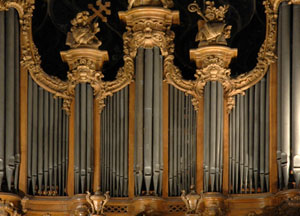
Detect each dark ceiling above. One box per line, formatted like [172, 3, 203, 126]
[32, 0, 266, 81]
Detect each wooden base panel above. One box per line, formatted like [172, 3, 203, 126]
[1, 190, 300, 215]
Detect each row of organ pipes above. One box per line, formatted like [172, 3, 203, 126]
[277, 2, 300, 188]
[27, 77, 69, 195]
[101, 87, 129, 197]
[204, 82, 224, 192]
[2, 2, 300, 199]
[229, 75, 270, 193]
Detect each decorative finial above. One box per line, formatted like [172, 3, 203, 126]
[66, 1, 111, 49]
[181, 185, 202, 215]
[86, 188, 110, 216]
[188, 1, 232, 47]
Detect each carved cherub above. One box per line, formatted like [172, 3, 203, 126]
[128, 0, 174, 9]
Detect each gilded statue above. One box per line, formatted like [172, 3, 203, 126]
[128, 0, 174, 9]
[181, 185, 202, 215]
[188, 1, 232, 47]
[66, 11, 102, 49]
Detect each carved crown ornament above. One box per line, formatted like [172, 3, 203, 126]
[0, 0, 294, 113]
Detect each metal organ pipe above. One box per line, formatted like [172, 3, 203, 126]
[279, 3, 291, 189]
[229, 75, 269, 194]
[203, 82, 223, 192]
[0, 9, 20, 192]
[292, 4, 300, 187]
[168, 85, 197, 196]
[26, 76, 69, 195]
[277, 3, 300, 189]
[100, 87, 129, 197]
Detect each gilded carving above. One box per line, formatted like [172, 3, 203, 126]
[247, 193, 300, 216]
[127, 0, 174, 9]
[66, 11, 102, 49]
[181, 185, 202, 215]
[289, 0, 300, 4]
[188, 1, 232, 47]
[0, 199, 22, 216]
[86, 190, 110, 216]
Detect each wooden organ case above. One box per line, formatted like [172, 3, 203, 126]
[0, 0, 300, 215]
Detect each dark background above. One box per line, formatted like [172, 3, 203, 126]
[32, 0, 266, 81]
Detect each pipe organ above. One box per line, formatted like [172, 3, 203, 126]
[1, 0, 300, 215]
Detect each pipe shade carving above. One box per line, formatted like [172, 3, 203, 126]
[0, 8, 20, 193]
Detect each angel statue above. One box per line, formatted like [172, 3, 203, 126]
[181, 185, 202, 215]
[86, 189, 110, 216]
[128, 0, 174, 9]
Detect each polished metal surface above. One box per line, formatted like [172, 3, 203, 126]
[292, 4, 300, 187]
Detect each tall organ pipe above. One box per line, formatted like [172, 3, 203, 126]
[74, 83, 93, 194]
[0, 9, 20, 192]
[292, 4, 300, 187]
[203, 82, 223, 192]
[279, 3, 291, 189]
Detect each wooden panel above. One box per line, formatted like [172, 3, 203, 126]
[162, 82, 169, 198]
[223, 99, 229, 195]
[128, 82, 135, 198]
[269, 63, 278, 193]
[19, 65, 28, 193]
[196, 97, 204, 194]
[67, 100, 75, 196]
[93, 99, 101, 191]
